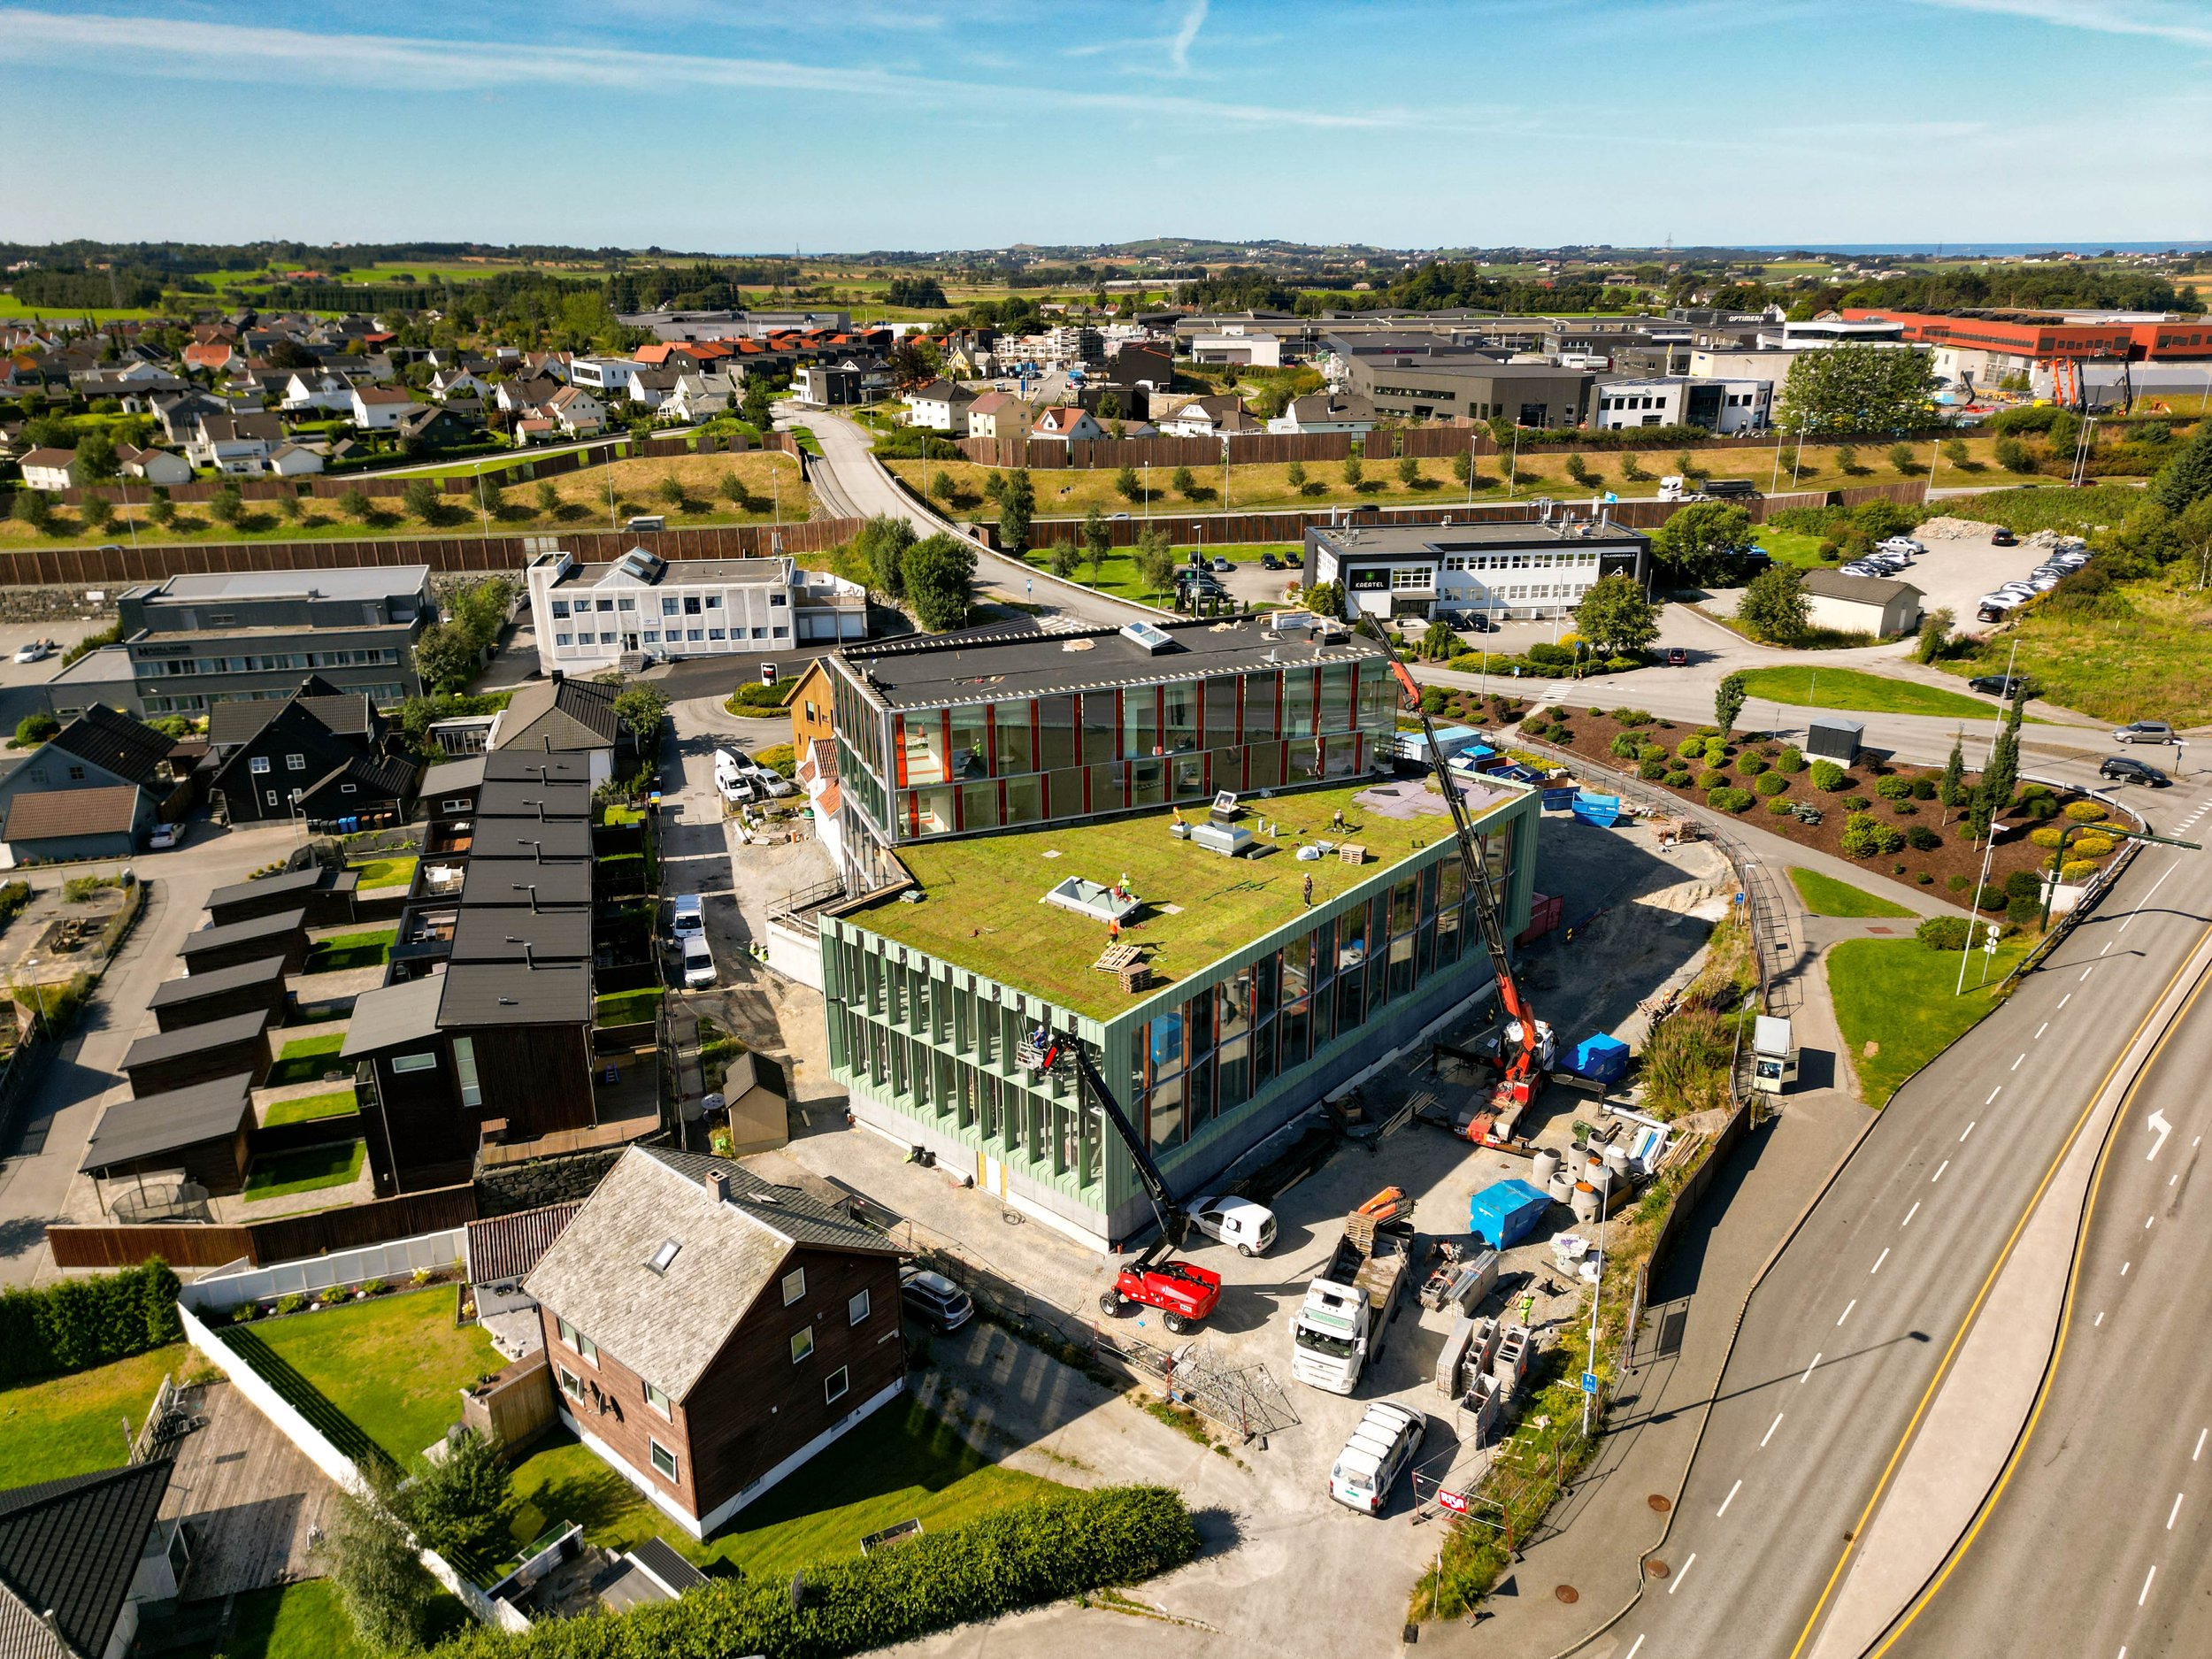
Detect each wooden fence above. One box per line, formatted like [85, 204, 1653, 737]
[47, 1180, 480, 1270]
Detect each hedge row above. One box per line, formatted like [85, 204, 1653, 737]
[428, 1484, 1198, 1659]
[0, 1260, 182, 1386]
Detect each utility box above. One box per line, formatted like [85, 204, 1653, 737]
[1752, 1014, 1798, 1095]
[1806, 717, 1863, 765]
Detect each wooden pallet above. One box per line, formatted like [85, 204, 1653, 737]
[1093, 942, 1141, 972]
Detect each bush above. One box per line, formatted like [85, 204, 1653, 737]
[0, 880, 27, 930]
[1916, 916, 1970, 951]
[0, 1261, 182, 1386]
[1734, 752, 1767, 777]
[1636, 744, 1666, 764]
[1665, 770, 1694, 787]
[1707, 787, 1755, 813]
[2060, 860, 2100, 883]
[13, 713, 58, 748]
[1810, 759, 1848, 791]
[2028, 826, 2066, 849]
[1976, 882, 2007, 910]
[2003, 869, 2043, 902]
[2063, 800, 2108, 822]
[1875, 775, 1913, 801]
[1910, 776, 1937, 801]
[1906, 826, 1942, 850]
[2073, 833, 2116, 857]
[1839, 811, 1905, 857]
[1614, 708, 1655, 727]
[1638, 759, 1667, 780]
[2007, 894, 2044, 926]
[1839, 795, 1870, 812]
[1609, 733, 1642, 760]
[1605, 656, 1641, 673]
[731, 680, 789, 710]
[426, 1485, 1197, 1659]
[1773, 745, 1805, 774]
[1768, 797, 1797, 815]
[1525, 641, 1574, 666]
[1947, 873, 1972, 891]
[1696, 768, 1728, 789]
[1677, 734, 1709, 760]
[1755, 772, 1790, 796]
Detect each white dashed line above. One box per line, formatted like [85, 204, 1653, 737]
[2194, 1428, 2207, 1462]
[1871, 1248, 1890, 1274]
[1837, 1300, 1857, 1326]
[1932, 1160, 1950, 1183]
[1901, 1202, 1920, 1227]
[2059, 994, 2071, 1009]
[2013, 1052, 2026, 1068]
[1762, 1411, 1785, 1448]
[2147, 1215, 2156, 1230]
[2035, 1021, 2048, 1039]
[2123, 1262, 2131, 1276]
[2101, 941, 2115, 956]
[2097, 1310, 2107, 1326]
[1717, 1479, 1743, 1517]
[1961, 1121, 1977, 1142]
[2082, 966, 2095, 982]
[1624, 1637, 1645, 1659]
[1669, 1553, 1697, 1594]
[2139, 1563, 2156, 1606]
[2169, 1493, 2184, 1530]
[1986, 1087, 2002, 1105]
[1801, 1352, 1822, 1385]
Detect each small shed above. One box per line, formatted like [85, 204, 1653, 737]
[204, 866, 357, 930]
[0, 783, 150, 867]
[120, 1007, 273, 1095]
[1806, 717, 1864, 766]
[180, 909, 309, 976]
[1799, 569, 1924, 640]
[718, 1051, 790, 1157]
[80, 1074, 257, 1195]
[149, 955, 291, 1033]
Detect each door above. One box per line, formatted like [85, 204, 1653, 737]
[982, 1154, 1004, 1196]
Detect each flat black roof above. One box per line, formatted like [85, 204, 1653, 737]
[121, 1007, 273, 1067]
[460, 861, 592, 909]
[81, 1075, 255, 1173]
[181, 909, 306, 955]
[147, 955, 287, 1007]
[204, 867, 346, 911]
[467, 820, 594, 862]
[1310, 519, 1649, 557]
[449, 908, 594, 964]
[836, 615, 1391, 710]
[481, 750, 597, 785]
[437, 962, 593, 1027]
[475, 780, 592, 820]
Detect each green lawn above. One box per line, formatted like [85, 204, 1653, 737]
[593, 987, 664, 1027]
[1943, 578, 2212, 726]
[498, 1399, 1060, 1582]
[1827, 934, 2033, 1106]
[1735, 667, 2000, 721]
[262, 1089, 358, 1126]
[1788, 868, 1916, 918]
[221, 1289, 498, 1471]
[1752, 529, 1830, 570]
[347, 856, 417, 891]
[303, 928, 397, 974]
[244, 1141, 365, 1202]
[170, 1575, 469, 1659]
[265, 1033, 349, 1088]
[0, 1346, 186, 1488]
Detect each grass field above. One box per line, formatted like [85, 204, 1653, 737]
[1735, 666, 2001, 720]
[1827, 933, 2032, 1106]
[1788, 868, 1915, 918]
[244, 1140, 365, 1202]
[303, 928, 397, 975]
[347, 856, 417, 891]
[1010, 541, 1301, 605]
[262, 1089, 358, 1126]
[1946, 580, 2212, 726]
[592, 987, 664, 1026]
[1751, 529, 1832, 569]
[265, 1033, 348, 1089]
[497, 1399, 1062, 1581]
[221, 1289, 499, 1470]
[0, 1346, 186, 1488]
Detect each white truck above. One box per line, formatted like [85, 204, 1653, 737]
[1291, 1213, 1413, 1394]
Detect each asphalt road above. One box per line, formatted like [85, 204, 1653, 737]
[1583, 801, 2212, 1659]
[1879, 944, 2212, 1659]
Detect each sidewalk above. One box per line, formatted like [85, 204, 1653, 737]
[1432, 890, 1877, 1658]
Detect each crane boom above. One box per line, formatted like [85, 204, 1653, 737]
[1028, 1029, 1189, 1260]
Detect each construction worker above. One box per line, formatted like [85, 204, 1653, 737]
[1108, 916, 1122, 945]
[1518, 1288, 1538, 1328]
[1302, 872, 1314, 907]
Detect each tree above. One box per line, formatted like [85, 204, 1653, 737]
[887, 335, 941, 389]
[1572, 572, 1658, 657]
[856, 514, 915, 598]
[740, 375, 774, 432]
[339, 486, 374, 522]
[996, 468, 1035, 556]
[450, 576, 514, 653]
[1738, 566, 1810, 645]
[656, 473, 687, 511]
[1285, 460, 1307, 492]
[1115, 465, 1141, 502]
[13, 490, 52, 534]
[401, 478, 441, 523]
[1651, 500, 1753, 587]
[902, 532, 977, 631]
[927, 471, 956, 503]
[717, 472, 753, 511]
[146, 491, 175, 528]
[73, 429, 118, 481]
[1565, 454, 1596, 488]
[209, 482, 244, 526]
[1342, 456, 1363, 489]
[1396, 455, 1421, 488]
[1714, 670, 1748, 737]
[81, 491, 113, 534]
[277, 488, 303, 522]
[1914, 606, 1954, 664]
[1417, 619, 1459, 661]
[1886, 442, 1919, 475]
[1994, 435, 2037, 474]
[1171, 464, 1197, 497]
[14, 713, 58, 747]
[1450, 449, 1473, 485]
[1776, 341, 1939, 435]
[1943, 436, 1970, 469]
[1970, 691, 2025, 841]
[1133, 527, 1176, 597]
[1304, 579, 1346, 620]
[316, 1486, 442, 1655]
[1939, 733, 1967, 821]
[613, 680, 672, 751]
[1081, 504, 1111, 572]
[404, 1431, 512, 1563]
[1049, 541, 1079, 579]
[412, 621, 479, 692]
[1833, 444, 1862, 475]
[2150, 430, 2212, 513]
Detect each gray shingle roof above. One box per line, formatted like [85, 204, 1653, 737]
[341, 974, 443, 1058]
[459, 862, 592, 910]
[481, 751, 597, 785]
[181, 909, 305, 957]
[1, 785, 142, 844]
[492, 678, 621, 753]
[120, 1008, 272, 1071]
[1799, 568, 1924, 606]
[421, 756, 486, 801]
[523, 1146, 899, 1403]
[147, 955, 287, 1009]
[449, 909, 592, 964]
[204, 866, 344, 912]
[81, 1075, 256, 1173]
[0, 1461, 173, 1659]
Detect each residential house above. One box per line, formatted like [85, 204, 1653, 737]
[265, 442, 327, 478]
[792, 363, 861, 407]
[964, 390, 1028, 441]
[524, 545, 865, 677]
[784, 658, 834, 764]
[0, 1459, 186, 1659]
[0, 703, 191, 865]
[204, 677, 407, 826]
[278, 366, 357, 414]
[524, 1145, 908, 1538]
[150, 390, 227, 446]
[1029, 404, 1103, 443]
[495, 377, 560, 418]
[1267, 391, 1379, 436]
[1798, 570, 1924, 639]
[16, 448, 81, 491]
[349, 385, 425, 431]
[1154, 394, 1259, 439]
[429, 368, 491, 402]
[114, 443, 194, 486]
[546, 386, 607, 436]
[487, 672, 626, 787]
[183, 340, 234, 373]
[396, 407, 477, 450]
[0, 785, 151, 867]
[902, 379, 974, 434]
[1187, 328, 1284, 367]
[660, 372, 731, 423]
[624, 366, 683, 411]
[81, 1075, 257, 1198]
[568, 357, 640, 399]
[188, 413, 286, 474]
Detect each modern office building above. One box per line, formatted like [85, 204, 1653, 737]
[1339, 356, 1594, 428]
[1302, 516, 1652, 625]
[45, 567, 432, 720]
[524, 547, 866, 676]
[1591, 376, 1770, 434]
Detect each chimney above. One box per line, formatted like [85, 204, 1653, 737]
[703, 1165, 731, 1202]
[523, 942, 535, 971]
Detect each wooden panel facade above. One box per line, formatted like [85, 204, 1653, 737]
[468, 1024, 595, 1141]
[150, 973, 290, 1034]
[45, 1183, 477, 1269]
[122, 1025, 273, 1097]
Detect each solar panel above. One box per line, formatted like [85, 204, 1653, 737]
[1118, 620, 1176, 655]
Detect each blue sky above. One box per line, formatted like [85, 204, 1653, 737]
[3, 1, 2208, 251]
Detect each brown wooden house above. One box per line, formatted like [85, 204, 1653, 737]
[119, 1010, 273, 1096]
[80, 1074, 257, 1196]
[523, 1147, 908, 1538]
[148, 956, 291, 1033]
[204, 865, 358, 931]
[178, 910, 308, 976]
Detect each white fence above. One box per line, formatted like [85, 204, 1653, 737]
[180, 1227, 466, 1312]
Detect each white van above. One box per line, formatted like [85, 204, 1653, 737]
[1329, 1402, 1425, 1514]
[681, 934, 716, 988]
[1184, 1195, 1278, 1257]
[672, 893, 704, 940]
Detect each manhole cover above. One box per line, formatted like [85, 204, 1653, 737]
[1555, 1585, 1579, 1604]
[1647, 1494, 1673, 1513]
[1646, 1558, 1671, 1578]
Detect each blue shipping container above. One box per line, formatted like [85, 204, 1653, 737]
[1567, 1033, 1631, 1083]
[1468, 1179, 1553, 1250]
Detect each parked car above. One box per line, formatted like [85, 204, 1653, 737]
[899, 1267, 975, 1333]
[1969, 674, 2036, 698]
[718, 772, 757, 804]
[1259, 552, 1283, 571]
[2101, 756, 2170, 787]
[2112, 721, 2175, 745]
[1183, 1195, 1278, 1256]
[1329, 1402, 1425, 1515]
[680, 933, 716, 988]
[1208, 557, 1233, 573]
[671, 893, 704, 940]
[1875, 536, 1923, 559]
[147, 822, 181, 850]
[1989, 527, 2018, 546]
[1463, 611, 1494, 633]
[12, 640, 52, 664]
[1666, 647, 1688, 667]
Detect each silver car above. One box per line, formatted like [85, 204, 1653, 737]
[2112, 721, 2175, 745]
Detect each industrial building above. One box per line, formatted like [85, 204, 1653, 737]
[1302, 516, 1651, 625]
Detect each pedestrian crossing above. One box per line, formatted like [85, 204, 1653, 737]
[2170, 795, 2212, 835]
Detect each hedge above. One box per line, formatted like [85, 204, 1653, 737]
[0, 1260, 182, 1386]
[427, 1485, 1197, 1659]
[1916, 916, 1970, 951]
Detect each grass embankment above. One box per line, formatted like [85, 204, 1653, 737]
[244, 1141, 365, 1202]
[1945, 579, 2212, 726]
[221, 1289, 499, 1471]
[1788, 868, 1916, 918]
[0, 1345, 187, 1487]
[1827, 933, 2033, 1106]
[262, 1089, 357, 1126]
[1735, 666, 2002, 721]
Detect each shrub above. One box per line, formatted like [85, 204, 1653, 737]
[1906, 826, 1942, 850]
[276, 1294, 304, 1316]
[1768, 797, 1796, 815]
[1976, 882, 2007, 910]
[2064, 800, 2108, 822]
[1665, 770, 1693, 788]
[1755, 772, 1790, 796]
[1696, 769, 1728, 789]
[1677, 735, 1709, 760]
[1702, 739, 1728, 764]
[405, 1431, 513, 1563]
[1774, 745, 1805, 774]
[2007, 893, 2044, 926]
[2028, 826, 2066, 849]
[1636, 744, 1666, 764]
[2003, 869, 2043, 902]
[1875, 775, 1913, 801]
[1916, 916, 1970, 951]
[2072, 833, 2115, 857]
[1526, 641, 1574, 666]
[1606, 657, 1641, 673]
[1707, 787, 1755, 812]
[1609, 733, 1642, 760]
[2060, 860, 2100, 883]
[1910, 777, 1937, 800]
[1614, 708, 1655, 727]
[1733, 752, 1767, 777]
[1810, 759, 1848, 791]
[1839, 811, 1905, 857]
[1840, 795, 1870, 812]
[1638, 759, 1666, 780]
[0, 1261, 183, 1386]
[2022, 794, 2059, 821]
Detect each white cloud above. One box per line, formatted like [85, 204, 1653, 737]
[1169, 0, 1209, 73]
[1916, 0, 2212, 48]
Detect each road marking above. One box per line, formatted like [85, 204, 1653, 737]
[2083, 966, 2095, 981]
[1901, 1202, 1920, 1227]
[1932, 1160, 1950, 1182]
[1763, 1411, 1785, 1448]
[2169, 1493, 2184, 1530]
[2122, 1262, 2131, 1276]
[1668, 1553, 1696, 1594]
[2194, 1428, 2207, 1462]
[2146, 1214, 2156, 1230]
[2059, 994, 2071, 1009]
[2122, 859, 2177, 934]
[2035, 1022, 2048, 1039]
[1961, 1121, 1977, 1142]
[2096, 1310, 2106, 1326]
[2102, 940, 2115, 956]
[2013, 1052, 2026, 1068]
[1624, 1638, 1645, 1659]
[2139, 1563, 2156, 1606]
[1986, 1087, 2002, 1104]
[1871, 1248, 1890, 1274]
[1718, 1479, 1743, 1517]
[1801, 1352, 1822, 1384]
[1837, 1300, 1857, 1326]
[2147, 1109, 2173, 1160]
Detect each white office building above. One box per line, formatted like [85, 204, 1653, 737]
[1592, 376, 1770, 434]
[1302, 517, 1651, 625]
[525, 547, 867, 674]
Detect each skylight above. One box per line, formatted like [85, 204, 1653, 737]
[646, 1238, 681, 1274]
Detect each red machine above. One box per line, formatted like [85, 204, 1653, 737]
[1024, 1030, 1222, 1334]
[1389, 661, 1552, 1137]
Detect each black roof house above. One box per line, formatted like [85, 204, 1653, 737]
[0, 1460, 174, 1659]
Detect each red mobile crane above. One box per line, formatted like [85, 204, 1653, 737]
[1388, 661, 1552, 1139]
[1022, 1028, 1223, 1334]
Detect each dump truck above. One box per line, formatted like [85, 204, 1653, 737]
[1291, 1210, 1415, 1394]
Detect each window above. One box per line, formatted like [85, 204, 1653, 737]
[749, 627, 767, 640]
[825, 1365, 849, 1405]
[686, 628, 703, 642]
[556, 633, 572, 648]
[453, 1036, 482, 1108]
[557, 1318, 599, 1364]
[781, 1266, 807, 1306]
[662, 597, 680, 616]
[66, 764, 85, 781]
[649, 1439, 678, 1479]
[848, 1288, 872, 1325]
[644, 1379, 672, 1417]
[595, 598, 613, 612]
[789, 1325, 815, 1364]
[708, 628, 726, 641]
[249, 756, 271, 774]
[287, 754, 306, 771]
[683, 595, 702, 615]
[643, 630, 660, 643]
[772, 626, 789, 639]
[557, 1364, 581, 1400]
[704, 594, 722, 609]
[392, 1051, 437, 1073]
[340, 783, 357, 795]
[550, 600, 569, 618]
[264, 791, 279, 806]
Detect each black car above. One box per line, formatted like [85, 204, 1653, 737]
[1259, 552, 1283, 571]
[900, 1267, 975, 1333]
[1464, 612, 1494, 634]
[1969, 674, 2038, 699]
[1990, 527, 2018, 546]
[2100, 756, 2170, 787]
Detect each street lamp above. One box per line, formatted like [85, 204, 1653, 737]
[23, 956, 47, 1039]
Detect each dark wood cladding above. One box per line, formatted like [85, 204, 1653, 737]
[361, 1047, 478, 1195]
[467, 1024, 595, 1141]
[180, 930, 309, 977]
[123, 1028, 273, 1097]
[540, 1243, 905, 1528]
[151, 974, 290, 1034]
[45, 1182, 476, 1269]
[96, 1126, 251, 1198]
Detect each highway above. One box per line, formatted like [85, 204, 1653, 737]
[1580, 780, 2212, 1659]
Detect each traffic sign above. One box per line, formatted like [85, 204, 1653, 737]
[1984, 920, 2000, 956]
[1580, 1371, 1600, 1394]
